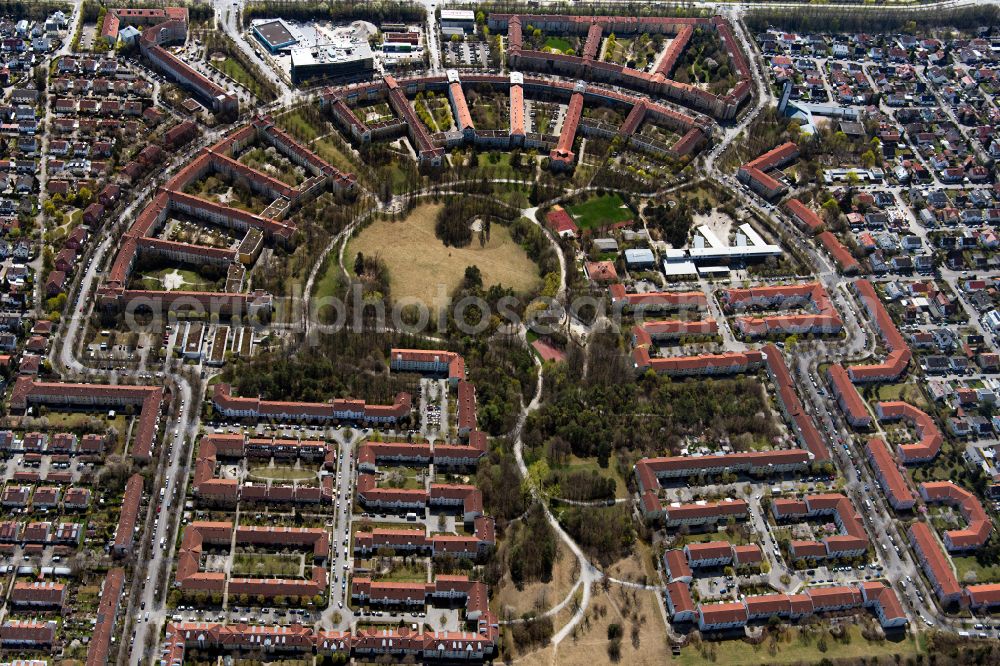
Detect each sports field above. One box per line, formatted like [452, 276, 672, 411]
[566, 194, 634, 230]
[346, 204, 541, 309]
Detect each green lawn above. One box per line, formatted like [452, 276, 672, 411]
[953, 555, 1000, 585]
[536, 109, 554, 135]
[35, 412, 127, 434]
[566, 194, 634, 230]
[277, 111, 321, 143]
[382, 468, 425, 490]
[875, 382, 928, 408]
[311, 137, 356, 175]
[312, 253, 344, 317]
[674, 530, 744, 546]
[231, 552, 304, 578]
[376, 563, 426, 583]
[237, 147, 301, 186]
[543, 36, 573, 53]
[558, 455, 628, 498]
[140, 268, 216, 292]
[248, 466, 317, 482]
[210, 56, 274, 102]
[678, 626, 922, 666]
[476, 152, 518, 178]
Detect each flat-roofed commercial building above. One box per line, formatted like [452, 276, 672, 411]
[291, 36, 374, 84]
[440, 9, 476, 35]
[252, 19, 298, 53]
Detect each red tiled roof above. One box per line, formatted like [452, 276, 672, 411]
[920, 481, 992, 550]
[585, 261, 618, 283]
[8, 378, 162, 462]
[610, 283, 706, 309]
[818, 232, 861, 274]
[664, 499, 748, 521]
[877, 401, 942, 463]
[909, 522, 962, 602]
[791, 540, 828, 557]
[828, 364, 869, 424]
[546, 207, 578, 235]
[763, 344, 829, 460]
[866, 437, 913, 509]
[635, 450, 809, 497]
[11, 581, 65, 606]
[666, 580, 695, 613]
[785, 198, 825, 234]
[739, 142, 798, 194]
[112, 474, 143, 553]
[685, 540, 733, 561]
[968, 584, 1000, 607]
[663, 549, 692, 581]
[807, 585, 862, 610]
[746, 593, 791, 617]
[733, 543, 764, 564]
[861, 581, 906, 622]
[699, 601, 748, 625]
[849, 280, 911, 381]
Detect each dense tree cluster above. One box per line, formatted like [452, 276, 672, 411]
[450, 1, 707, 20]
[243, 0, 424, 27]
[223, 330, 425, 407]
[475, 439, 527, 522]
[523, 334, 778, 467]
[351, 251, 392, 308]
[546, 468, 616, 501]
[745, 4, 997, 35]
[509, 217, 560, 277]
[465, 334, 537, 435]
[672, 28, 736, 95]
[509, 503, 556, 585]
[645, 199, 694, 249]
[557, 504, 634, 566]
[434, 197, 517, 248]
[508, 616, 553, 654]
[923, 630, 1000, 665]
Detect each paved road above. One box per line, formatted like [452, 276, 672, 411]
[212, 0, 296, 106]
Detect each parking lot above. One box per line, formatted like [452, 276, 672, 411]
[442, 39, 491, 68]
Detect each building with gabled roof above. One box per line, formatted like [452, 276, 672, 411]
[773, 493, 868, 559]
[848, 280, 911, 382]
[785, 198, 825, 234]
[737, 142, 798, 199]
[763, 344, 829, 461]
[635, 450, 809, 518]
[8, 377, 163, 462]
[389, 348, 465, 383]
[666, 580, 697, 622]
[919, 481, 992, 551]
[663, 549, 692, 583]
[859, 581, 907, 628]
[865, 437, 914, 510]
[817, 231, 861, 275]
[828, 364, 871, 427]
[10, 581, 66, 608]
[876, 401, 943, 463]
[908, 521, 964, 607]
[112, 474, 144, 557]
[684, 541, 735, 567]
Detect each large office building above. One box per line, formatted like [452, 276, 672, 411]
[290, 33, 374, 84]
